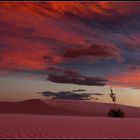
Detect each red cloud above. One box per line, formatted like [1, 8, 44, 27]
[0, 45, 63, 70]
[0, 2, 90, 72]
[0, 2, 139, 19]
[64, 43, 123, 63]
[0, 2, 138, 78]
[109, 69, 140, 89]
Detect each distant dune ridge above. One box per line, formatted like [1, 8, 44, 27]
[0, 99, 140, 117]
[0, 99, 88, 116]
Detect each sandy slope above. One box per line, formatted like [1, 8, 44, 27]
[1, 99, 140, 117]
[45, 99, 140, 117]
[0, 114, 140, 138]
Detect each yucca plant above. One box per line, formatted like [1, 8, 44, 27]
[108, 108, 124, 118]
[108, 88, 125, 118]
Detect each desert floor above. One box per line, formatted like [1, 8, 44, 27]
[0, 114, 140, 138]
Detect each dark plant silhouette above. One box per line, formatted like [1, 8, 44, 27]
[108, 108, 125, 118]
[108, 88, 125, 118]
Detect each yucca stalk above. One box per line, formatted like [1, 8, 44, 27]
[109, 88, 116, 110]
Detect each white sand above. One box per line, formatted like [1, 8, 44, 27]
[0, 114, 140, 138]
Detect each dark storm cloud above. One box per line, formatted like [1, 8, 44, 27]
[47, 68, 108, 86]
[38, 91, 93, 100]
[48, 74, 107, 86]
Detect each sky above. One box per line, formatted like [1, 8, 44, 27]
[0, 2, 140, 107]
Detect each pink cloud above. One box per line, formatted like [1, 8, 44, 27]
[108, 69, 140, 89]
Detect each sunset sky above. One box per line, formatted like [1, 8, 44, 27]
[0, 2, 140, 107]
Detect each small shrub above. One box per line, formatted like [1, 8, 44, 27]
[108, 108, 125, 118]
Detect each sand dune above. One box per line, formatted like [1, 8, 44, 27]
[0, 99, 140, 117]
[45, 99, 140, 117]
[1, 99, 140, 138]
[0, 114, 140, 138]
[0, 99, 94, 116]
